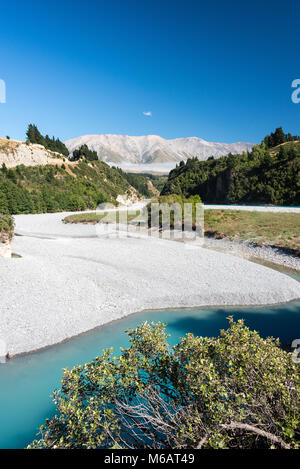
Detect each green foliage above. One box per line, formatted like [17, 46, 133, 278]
[26, 124, 69, 157]
[0, 161, 135, 215]
[71, 144, 98, 162]
[29, 319, 300, 449]
[112, 170, 167, 196]
[114, 169, 152, 197]
[142, 173, 168, 193]
[0, 213, 14, 241]
[63, 210, 141, 224]
[144, 194, 202, 230]
[263, 127, 300, 148]
[204, 209, 300, 252]
[70, 157, 155, 197]
[162, 132, 300, 206]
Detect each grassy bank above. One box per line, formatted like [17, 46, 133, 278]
[64, 205, 300, 254]
[63, 190, 299, 253]
[204, 210, 300, 253]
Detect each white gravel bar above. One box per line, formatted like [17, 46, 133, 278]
[205, 204, 300, 213]
[0, 208, 299, 356]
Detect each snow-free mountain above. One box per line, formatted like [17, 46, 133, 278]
[65, 134, 254, 166]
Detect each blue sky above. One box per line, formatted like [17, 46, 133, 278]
[0, 0, 299, 143]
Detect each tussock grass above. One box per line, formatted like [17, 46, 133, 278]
[204, 210, 300, 252]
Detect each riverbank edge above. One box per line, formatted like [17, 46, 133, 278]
[5, 207, 299, 360]
[61, 215, 300, 271]
[5, 294, 300, 361]
[203, 236, 300, 272]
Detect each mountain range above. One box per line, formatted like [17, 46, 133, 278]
[64, 134, 254, 167]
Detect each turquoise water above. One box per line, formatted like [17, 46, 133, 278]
[0, 272, 299, 449]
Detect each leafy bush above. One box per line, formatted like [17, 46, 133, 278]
[145, 194, 202, 229]
[29, 319, 299, 449]
[71, 145, 98, 162]
[0, 213, 14, 241]
[263, 127, 300, 148]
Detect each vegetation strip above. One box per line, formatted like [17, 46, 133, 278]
[64, 200, 300, 254]
[63, 211, 141, 224]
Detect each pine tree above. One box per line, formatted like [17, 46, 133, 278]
[26, 124, 69, 156]
[272, 127, 286, 146]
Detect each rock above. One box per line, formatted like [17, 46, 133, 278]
[0, 241, 11, 258]
[0, 138, 64, 168]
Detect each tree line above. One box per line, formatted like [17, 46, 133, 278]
[162, 128, 300, 206]
[70, 144, 98, 162]
[263, 127, 299, 148]
[26, 124, 69, 157]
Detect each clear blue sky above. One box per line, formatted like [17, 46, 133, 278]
[0, 0, 299, 143]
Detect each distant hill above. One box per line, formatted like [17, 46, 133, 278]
[161, 139, 300, 206]
[65, 134, 254, 167]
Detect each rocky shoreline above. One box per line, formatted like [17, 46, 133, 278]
[203, 236, 300, 272]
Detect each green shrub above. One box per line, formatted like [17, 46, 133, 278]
[29, 319, 299, 449]
[0, 213, 14, 241]
[145, 194, 202, 229]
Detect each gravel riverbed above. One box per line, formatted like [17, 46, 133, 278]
[0, 207, 299, 357]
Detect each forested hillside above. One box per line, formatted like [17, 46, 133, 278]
[162, 129, 300, 206]
[114, 168, 155, 197]
[0, 160, 138, 214]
